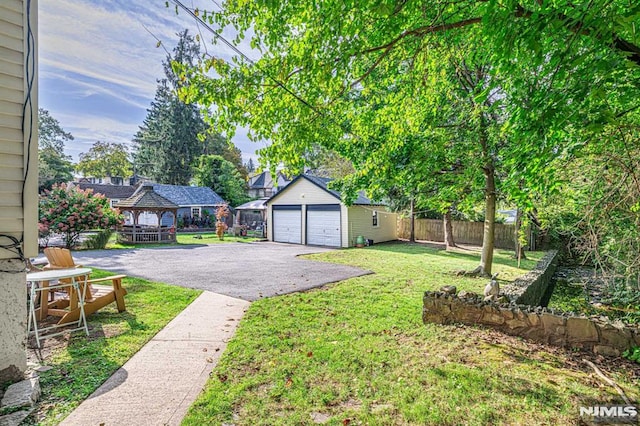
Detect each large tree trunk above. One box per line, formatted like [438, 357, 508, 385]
[459, 164, 496, 277]
[409, 197, 415, 243]
[477, 165, 496, 276]
[514, 207, 527, 263]
[444, 205, 456, 250]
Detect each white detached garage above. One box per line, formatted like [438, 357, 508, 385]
[267, 174, 397, 248]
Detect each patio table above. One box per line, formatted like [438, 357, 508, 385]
[26, 267, 91, 347]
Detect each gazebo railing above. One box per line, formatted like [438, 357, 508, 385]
[117, 226, 176, 244]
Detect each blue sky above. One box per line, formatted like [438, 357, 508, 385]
[39, 0, 263, 163]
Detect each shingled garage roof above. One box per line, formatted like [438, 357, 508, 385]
[115, 185, 179, 209]
[74, 183, 136, 199]
[151, 184, 225, 206]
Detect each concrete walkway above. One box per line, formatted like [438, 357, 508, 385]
[60, 291, 250, 426]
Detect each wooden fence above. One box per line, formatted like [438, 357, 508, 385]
[397, 218, 521, 249]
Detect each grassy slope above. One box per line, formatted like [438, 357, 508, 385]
[28, 269, 201, 425]
[183, 243, 639, 426]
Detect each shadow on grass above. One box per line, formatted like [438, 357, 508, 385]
[366, 241, 537, 271]
[430, 364, 562, 404]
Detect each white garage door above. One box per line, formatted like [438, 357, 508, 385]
[307, 207, 341, 247]
[273, 208, 302, 244]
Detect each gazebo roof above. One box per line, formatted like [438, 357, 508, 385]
[115, 185, 179, 210]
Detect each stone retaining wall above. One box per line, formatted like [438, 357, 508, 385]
[423, 291, 640, 357]
[502, 250, 559, 306]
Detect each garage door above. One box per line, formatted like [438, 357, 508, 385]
[273, 206, 302, 244]
[306, 205, 341, 247]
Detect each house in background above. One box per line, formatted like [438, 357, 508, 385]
[78, 175, 128, 186]
[0, 0, 39, 384]
[70, 182, 136, 208]
[266, 174, 397, 248]
[247, 171, 291, 198]
[148, 184, 229, 227]
[74, 181, 230, 228]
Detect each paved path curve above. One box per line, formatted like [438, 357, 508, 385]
[56, 243, 368, 425]
[61, 292, 249, 426]
[59, 241, 369, 301]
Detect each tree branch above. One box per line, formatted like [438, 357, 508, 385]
[359, 17, 483, 57]
[354, 4, 640, 68]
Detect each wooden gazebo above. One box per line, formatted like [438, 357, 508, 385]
[115, 185, 179, 244]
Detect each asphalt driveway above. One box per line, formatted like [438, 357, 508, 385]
[53, 242, 369, 301]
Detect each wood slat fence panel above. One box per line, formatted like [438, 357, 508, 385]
[397, 218, 519, 249]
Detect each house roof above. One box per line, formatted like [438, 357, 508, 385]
[150, 184, 225, 206]
[115, 185, 179, 210]
[249, 171, 270, 189]
[73, 182, 136, 200]
[248, 171, 292, 190]
[269, 174, 379, 205]
[235, 198, 268, 211]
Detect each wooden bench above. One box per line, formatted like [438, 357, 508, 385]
[42, 248, 128, 324]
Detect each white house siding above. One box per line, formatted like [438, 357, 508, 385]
[0, 0, 38, 384]
[347, 206, 397, 246]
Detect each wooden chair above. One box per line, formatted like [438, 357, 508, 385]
[42, 248, 128, 324]
[43, 247, 79, 269]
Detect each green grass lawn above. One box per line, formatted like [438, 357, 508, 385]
[183, 242, 639, 426]
[25, 269, 201, 425]
[105, 232, 261, 249]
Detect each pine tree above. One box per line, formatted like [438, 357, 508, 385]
[245, 158, 255, 174]
[133, 30, 248, 185]
[132, 30, 205, 185]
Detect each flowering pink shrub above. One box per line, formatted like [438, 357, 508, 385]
[39, 183, 123, 248]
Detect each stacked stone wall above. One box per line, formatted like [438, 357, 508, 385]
[502, 250, 559, 306]
[423, 291, 640, 357]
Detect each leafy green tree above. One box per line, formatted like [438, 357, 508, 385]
[537, 118, 640, 304]
[179, 0, 640, 275]
[192, 155, 249, 207]
[305, 146, 354, 179]
[39, 184, 123, 248]
[76, 141, 132, 179]
[38, 147, 75, 193]
[39, 108, 73, 153]
[38, 108, 74, 191]
[202, 132, 247, 179]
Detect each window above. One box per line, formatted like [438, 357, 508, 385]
[111, 176, 123, 185]
[110, 199, 119, 208]
[372, 210, 378, 227]
[191, 207, 201, 218]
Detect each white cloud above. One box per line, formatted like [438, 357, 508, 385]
[39, 69, 150, 110]
[40, 0, 170, 98]
[39, 0, 266, 163]
[54, 112, 140, 158]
